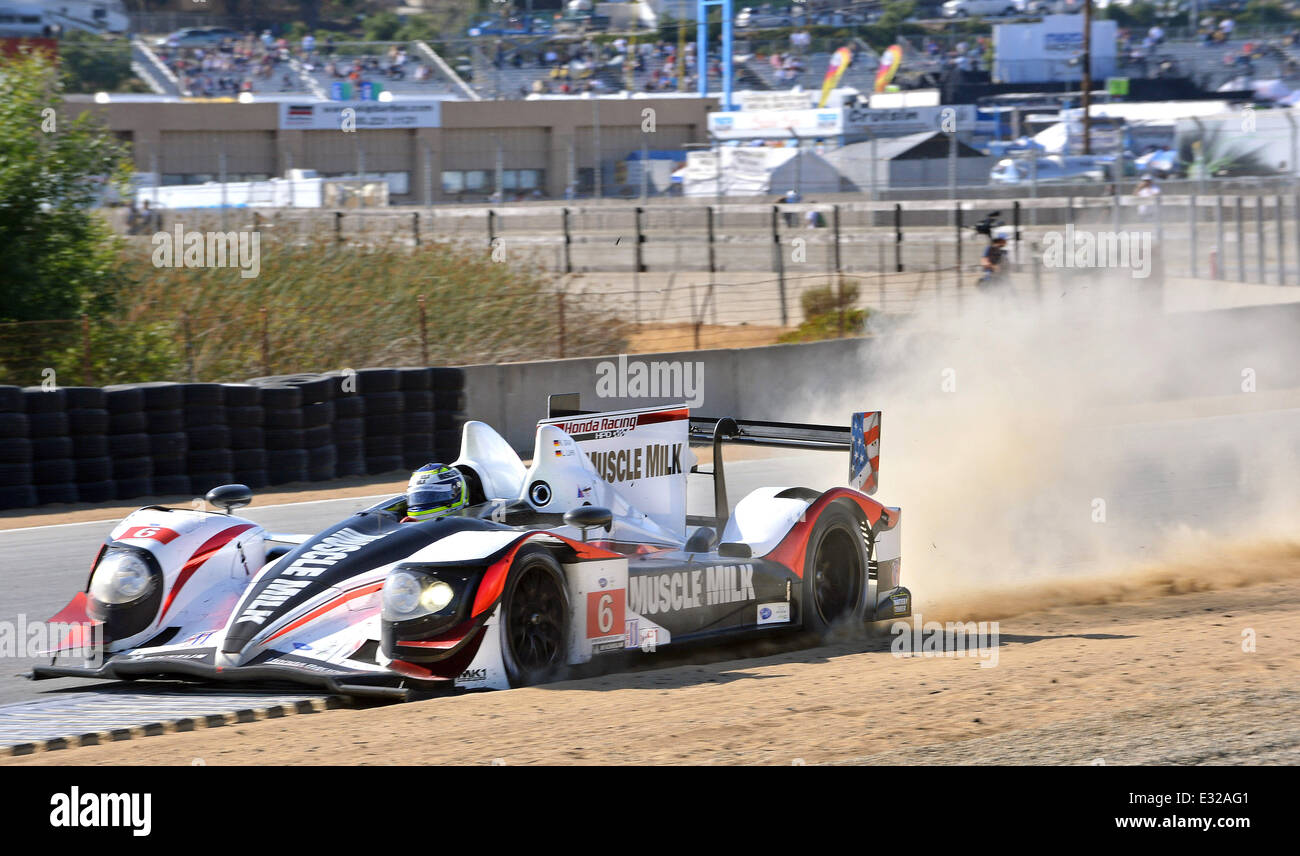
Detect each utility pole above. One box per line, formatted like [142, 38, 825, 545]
[1082, 0, 1092, 155]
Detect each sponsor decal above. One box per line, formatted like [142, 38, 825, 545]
[891, 593, 910, 615]
[592, 639, 624, 655]
[587, 589, 625, 639]
[118, 525, 181, 544]
[627, 564, 755, 616]
[180, 631, 216, 647]
[235, 579, 314, 625]
[278, 527, 389, 579]
[757, 602, 791, 626]
[587, 443, 683, 484]
[457, 668, 488, 683]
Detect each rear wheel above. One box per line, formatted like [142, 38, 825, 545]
[499, 547, 570, 687]
[802, 503, 866, 635]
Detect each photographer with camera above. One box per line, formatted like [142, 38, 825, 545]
[973, 211, 1010, 287]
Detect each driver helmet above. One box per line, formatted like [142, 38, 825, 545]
[405, 463, 467, 520]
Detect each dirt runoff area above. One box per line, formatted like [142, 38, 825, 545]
[7, 541, 1300, 766]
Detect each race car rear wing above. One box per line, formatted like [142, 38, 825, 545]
[547, 394, 880, 516]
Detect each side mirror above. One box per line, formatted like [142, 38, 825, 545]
[206, 483, 253, 514]
[563, 506, 612, 542]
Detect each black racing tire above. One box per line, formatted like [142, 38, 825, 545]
[801, 502, 867, 636]
[0, 385, 22, 412]
[187, 425, 231, 451]
[364, 455, 404, 475]
[499, 547, 570, 688]
[32, 458, 73, 485]
[264, 428, 305, 451]
[78, 480, 116, 503]
[29, 412, 68, 436]
[0, 485, 37, 509]
[151, 474, 193, 496]
[71, 435, 108, 458]
[108, 433, 150, 458]
[108, 410, 148, 434]
[334, 394, 364, 418]
[402, 411, 434, 434]
[181, 383, 225, 406]
[433, 390, 466, 412]
[248, 374, 333, 403]
[184, 405, 227, 427]
[74, 456, 113, 482]
[364, 434, 402, 456]
[263, 408, 304, 430]
[0, 411, 28, 438]
[301, 403, 334, 429]
[333, 417, 363, 442]
[229, 426, 265, 450]
[235, 469, 268, 489]
[396, 367, 433, 390]
[355, 368, 399, 393]
[145, 409, 184, 433]
[112, 456, 154, 480]
[114, 477, 154, 499]
[258, 385, 303, 410]
[362, 390, 403, 416]
[135, 382, 184, 410]
[63, 387, 106, 409]
[430, 367, 465, 391]
[225, 406, 264, 428]
[23, 388, 66, 412]
[190, 473, 235, 495]
[436, 410, 469, 432]
[188, 448, 233, 472]
[403, 389, 434, 413]
[67, 408, 109, 435]
[149, 431, 188, 458]
[36, 482, 78, 505]
[0, 438, 32, 464]
[0, 461, 33, 485]
[221, 383, 262, 407]
[232, 448, 267, 472]
[31, 435, 72, 459]
[103, 385, 145, 413]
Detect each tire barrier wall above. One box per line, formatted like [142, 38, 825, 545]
[0, 368, 467, 510]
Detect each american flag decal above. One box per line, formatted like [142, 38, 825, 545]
[849, 411, 881, 495]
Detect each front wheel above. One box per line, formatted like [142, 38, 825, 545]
[802, 503, 867, 636]
[499, 547, 570, 687]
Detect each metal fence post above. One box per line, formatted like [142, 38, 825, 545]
[1276, 194, 1285, 285]
[772, 206, 788, 326]
[562, 207, 572, 274]
[954, 202, 962, 289]
[412, 212, 420, 248]
[832, 204, 842, 275]
[1236, 196, 1245, 280]
[1188, 194, 1196, 278]
[335, 211, 343, 245]
[706, 206, 716, 274]
[1256, 195, 1265, 284]
[894, 203, 903, 272]
[487, 209, 496, 248]
[1214, 191, 1224, 281]
[418, 294, 429, 365]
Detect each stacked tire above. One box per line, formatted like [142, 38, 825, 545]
[356, 369, 404, 475]
[183, 384, 233, 497]
[329, 374, 366, 478]
[255, 381, 307, 486]
[432, 368, 468, 461]
[24, 387, 78, 505]
[397, 367, 436, 470]
[0, 385, 35, 509]
[104, 384, 153, 500]
[224, 384, 267, 489]
[134, 383, 191, 496]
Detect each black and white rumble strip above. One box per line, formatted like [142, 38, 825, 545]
[0, 689, 346, 756]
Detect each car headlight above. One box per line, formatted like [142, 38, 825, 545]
[89, 550, 155, 604]
[383, 571, 424, 617]
[382, 569, 465, 622]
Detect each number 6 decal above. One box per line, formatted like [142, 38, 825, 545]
[586, 590, 624, 639]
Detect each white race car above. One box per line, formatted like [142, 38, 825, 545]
[34, 398, 907, 699]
